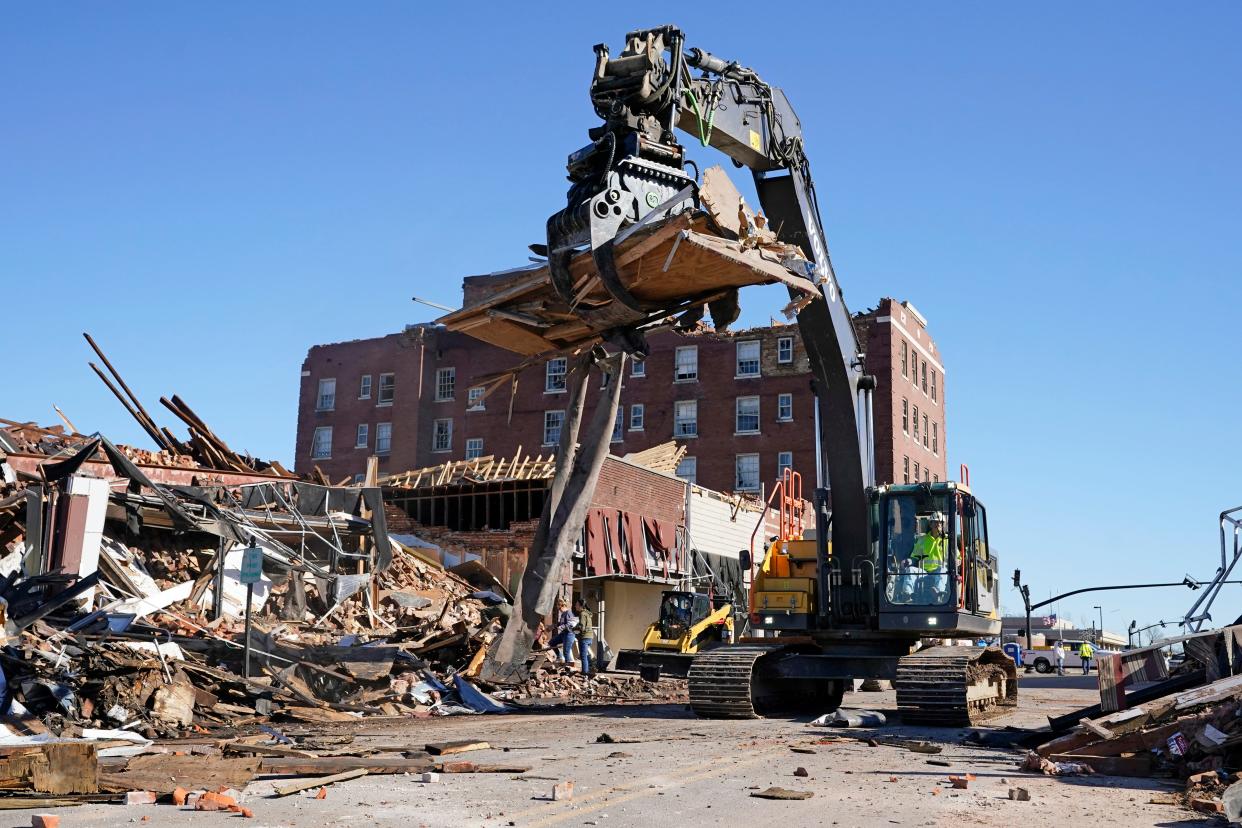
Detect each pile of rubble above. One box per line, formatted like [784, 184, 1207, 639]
[1026, 625, 1242, 820]
[0, 408, 676, 806]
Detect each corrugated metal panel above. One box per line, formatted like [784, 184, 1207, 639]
[685, 487, 765, 560]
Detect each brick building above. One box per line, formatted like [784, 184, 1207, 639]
[294, 297, 947, 492]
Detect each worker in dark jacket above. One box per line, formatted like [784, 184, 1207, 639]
[573, 596, 596, 676]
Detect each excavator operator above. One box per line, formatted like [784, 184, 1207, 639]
[912, 513, 948, 604]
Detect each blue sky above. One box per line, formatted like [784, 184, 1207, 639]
[3, 3, 1241, 636]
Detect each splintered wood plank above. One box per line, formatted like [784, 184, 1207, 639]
[258, 756, 434, 776]
[425, 740, 490, 756]
[274, 768, 369, 797]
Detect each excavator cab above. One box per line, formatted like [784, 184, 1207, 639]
[877, 482, 1000, 635]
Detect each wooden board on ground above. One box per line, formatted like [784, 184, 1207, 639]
[258, 756, 435, 776]
[98, 755, 259, 794]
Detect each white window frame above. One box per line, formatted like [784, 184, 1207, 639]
[629, 403, 645, 431]
[631, 359, 646, 378]
[735, 395, 760, 435]
[467, 386, 485, 411]
[674, 346, 698, 382]
[777, 451, 793, 479]
[378, 373, 395, 406]
[465, 437, 484, 459]
[777, 393, 793, 422]
[735, 340, 761, 378]
[673, 400, 698, 438]
[435, 367, 456, 402]
[735, 453, 760, 492]
[358, 374, 372, 400]
[355, 423, 368, 449]
[676, 456, 697, 485]
[432, 418, 453, 453]
[922, 414, 929, 448]
[311, 426, 332, 459]
[777, 336, 794, 364]
[316, 378, 336, 412]
[931, 369, 938, 404]
[932, 421, 939, 455]
[545, 358, 568, 393]
[902, 398, 909, 434]
[903, 455, 910, 484]
[543, 410, 565, 446]
[375, 422, 392, 455]
[913, 404, 920, 441]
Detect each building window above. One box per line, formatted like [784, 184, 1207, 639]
[735, 454, 760, 492]
[629, 404, 644, 431]
[924, 468, 930, 483]
[675, 346, 698, 382]
[432, 418, 452, 452]
[378, 373, 395, 405]
[359, 374, 372, 400]
[931, 369, 938, 403]
[612, 409, 624, 443]
[932, 422, 939, 455]
[543, 410, 565, 446]
[777, 393, 793, 422]
[355, 423, 368, 449]
[545, 358, 567, 393]
[435, 367, 455, 402]
[674, 400, 698, 438]
[933, 474, 939, 483]
[921, 362, 928, 394]
[901, 341, 908, 378]
[777, 451, 793, 479]
[631, 358, 646, 378]
[316, 378, 336, 412]
[777, 336, 794, 364]
[912, 357, 919, 387]
[375, 422, 392, 455]
[913, 460, 920, 480]
[903, 456, 910, 484]
[676, 456, 697, 484]
[311, 426, 332, 459]
[912, 405, 920, 441]
[467, 386, 485, 411]
[465, 437, 484, 459]
[922, 414, 929, 448]
[736, 340, 761, 378]
[901, 398, 909, 433]
[735, 396, 760, 434]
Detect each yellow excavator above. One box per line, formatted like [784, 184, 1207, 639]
[614, 591, 734, 680]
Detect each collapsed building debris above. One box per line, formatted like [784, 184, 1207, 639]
[0, 412, 679, 807]
[1028, 624, 1242, 818]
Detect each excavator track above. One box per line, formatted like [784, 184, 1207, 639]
[895, 646, 1018, 727]
[688, 644, 787, 718]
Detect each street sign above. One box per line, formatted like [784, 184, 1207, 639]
[239, 546, 264, 585]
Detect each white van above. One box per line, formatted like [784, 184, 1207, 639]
[1024, 640, 1117, 673]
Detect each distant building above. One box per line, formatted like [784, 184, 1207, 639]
[294, 297, 948, 492]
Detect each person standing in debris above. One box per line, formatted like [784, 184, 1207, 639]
[1053, 641, 1066, 675]
[546, 597, 578, 666]
[573, 596, 595, 676]
[1079, 640, 1095, 674]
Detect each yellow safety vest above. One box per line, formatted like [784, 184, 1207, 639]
[912, 534, 945, 573]
[1079, 642, 1094, 658]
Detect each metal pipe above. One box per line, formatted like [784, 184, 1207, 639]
[864, 386, 876, 487]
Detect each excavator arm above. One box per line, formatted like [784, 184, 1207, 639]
[553, 25, 875, 592]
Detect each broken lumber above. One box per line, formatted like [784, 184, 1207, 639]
[274, 768, 369, 797]
[425, 740, 490, 756]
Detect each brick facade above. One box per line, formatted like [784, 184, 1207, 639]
[294, 297, 948, 492]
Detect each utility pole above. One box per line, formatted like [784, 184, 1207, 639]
[1093, 605, 1103, 645]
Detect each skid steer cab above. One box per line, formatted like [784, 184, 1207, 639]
[614, 591, 734, 680]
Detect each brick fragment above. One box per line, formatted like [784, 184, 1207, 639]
[552, 781, 574, 801]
